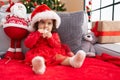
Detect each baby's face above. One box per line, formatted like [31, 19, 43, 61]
[38, 19, 53, 32]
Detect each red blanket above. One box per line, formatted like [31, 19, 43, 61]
[0, 54, 120, 80]
[96, 53, 120, 67]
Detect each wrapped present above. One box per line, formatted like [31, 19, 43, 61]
[92, 21, 120, 43]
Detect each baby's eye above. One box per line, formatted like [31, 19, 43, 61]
[48, 22, 52, 25]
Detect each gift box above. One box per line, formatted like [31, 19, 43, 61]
[92, 21, 120, 43]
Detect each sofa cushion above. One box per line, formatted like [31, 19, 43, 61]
[57, 11, 88, 53]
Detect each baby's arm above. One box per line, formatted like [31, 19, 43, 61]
[24, 31, 42, 48]
[47, 33, 61, 48]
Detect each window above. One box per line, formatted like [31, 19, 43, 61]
[84, 0, 120, 21]
[101, 6, 112, 20]
[101, 0, 113, 7]
[114, 4, 120, 20]
[92, 0, 100, 10]
[91, 10, 100, 21]
[115, 0, 120, 3]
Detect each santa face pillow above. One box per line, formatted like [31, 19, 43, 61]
[10, 3, 27, 19]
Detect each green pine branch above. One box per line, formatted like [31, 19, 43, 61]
[21, 0, 66, 13]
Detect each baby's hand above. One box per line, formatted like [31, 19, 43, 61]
[46, 31, 52, 38]
[43, 30, 52, 38]
[38, 29, 44, 33]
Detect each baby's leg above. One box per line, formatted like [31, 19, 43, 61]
[32, 56, 46, 74]
[68, 52, 74, 57]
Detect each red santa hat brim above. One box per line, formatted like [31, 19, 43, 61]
[30, 4, 61, 32]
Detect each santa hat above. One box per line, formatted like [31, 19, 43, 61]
[30, 4, 61, 31]
[6, 2, 14, 12]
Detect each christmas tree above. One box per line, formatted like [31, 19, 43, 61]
[21, 0, 66, 13]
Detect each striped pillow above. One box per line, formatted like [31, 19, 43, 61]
[57, 11, 88, 53]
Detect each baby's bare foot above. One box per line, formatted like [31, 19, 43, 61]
[70, 50, 86, 68]
[32, 56, 46, 74]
